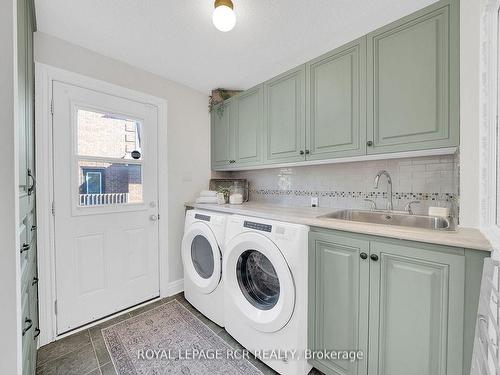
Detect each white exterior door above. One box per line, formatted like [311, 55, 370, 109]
[52, 81, 160, 334]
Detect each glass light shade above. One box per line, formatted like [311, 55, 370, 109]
[212, 5, 236, 32]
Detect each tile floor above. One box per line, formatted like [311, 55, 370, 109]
[36, 293, 323, 375]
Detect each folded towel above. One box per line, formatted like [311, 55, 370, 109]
[195, 196, 218, 204]
[199, 190, 218, 197]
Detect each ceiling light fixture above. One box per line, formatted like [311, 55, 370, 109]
[212, 0, 236, 32]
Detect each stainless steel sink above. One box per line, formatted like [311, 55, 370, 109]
[318, 209, 455, 231]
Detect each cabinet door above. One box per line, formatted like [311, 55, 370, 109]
[264, 65, 306, 164]
[366, 1, 459, 154]
[211, 99, 234, 169]
[234, 85, 263, 166]
[17, 0, 28, 194]
[368, 240, 465, 375]
[306, 38, 366, 160]
[309, 232, 369, 375]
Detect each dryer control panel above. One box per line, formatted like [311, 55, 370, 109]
[195, 213, 211, 222]
[244, 220, 272, 233]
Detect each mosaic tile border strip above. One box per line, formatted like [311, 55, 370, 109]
[249, 189, 456, 202]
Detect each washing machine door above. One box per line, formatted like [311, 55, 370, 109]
[225, 231, 295, 333]
[181, 221, 222, 294]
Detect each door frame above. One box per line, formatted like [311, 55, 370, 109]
[35, 63, 170, 346]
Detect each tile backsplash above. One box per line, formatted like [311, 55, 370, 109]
[223, 154, 460, 217]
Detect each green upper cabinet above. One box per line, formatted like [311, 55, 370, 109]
[211, 87, 264, 170]
[264, 65, 306, 164]
[234, 84, 264, 166]
[211, 99, 234, 169]
[306, 37, 367, 160]
[366, 0, 459, 154]
[209, 0, 459, 170]
[368, 239, 465, 375]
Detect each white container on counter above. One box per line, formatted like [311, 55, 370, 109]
[229, 181, 245, 205]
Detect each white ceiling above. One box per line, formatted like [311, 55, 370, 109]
[35, 0, 436, 93]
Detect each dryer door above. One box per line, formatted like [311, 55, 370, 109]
[224, 231, 295, 333]
[181, 222, 222, 294]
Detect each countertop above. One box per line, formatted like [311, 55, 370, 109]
[187, 202, 492, 252]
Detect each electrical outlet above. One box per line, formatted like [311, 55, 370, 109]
[311, 197, 319, 207]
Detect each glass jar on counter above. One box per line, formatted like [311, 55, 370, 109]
[229, 181, 245, 205]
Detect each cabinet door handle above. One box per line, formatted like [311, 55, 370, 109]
[299, 150, 304, 155]
[31, 225, 37, 232]
[32, 277, 39, 286]
[27, 169, 36, 196]
[22, 318, 33, 336]
[20, 243, 30, 253]
[370, 254, 379, 261]
[305, 150, 310, 155]
[360, 252, 368, 260]
[367, 141, 373, 147]
[34, 328, 40, 339]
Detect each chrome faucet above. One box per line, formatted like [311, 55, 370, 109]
[373, 170, 393, 211]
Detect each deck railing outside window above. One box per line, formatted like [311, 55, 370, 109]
[79, 193, 129, 206]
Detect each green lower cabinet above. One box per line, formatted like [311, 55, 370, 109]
[309, 229, 485, 375]
[308, 232, 369, 375]
[368, 240, 464, 375]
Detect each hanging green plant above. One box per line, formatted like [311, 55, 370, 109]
[208, 88, 242, 116]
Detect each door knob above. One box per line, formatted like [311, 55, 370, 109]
[150, 214, 158, 221]
[360, 252, 368, 260]
[370, 254, 379, 261]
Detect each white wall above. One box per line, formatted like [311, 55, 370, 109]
[459, 0, 482, 227]
[0, 1, 22, 374]
[34, 31, 211, 284]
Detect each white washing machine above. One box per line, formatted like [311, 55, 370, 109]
[223, 215, 312, 375]
[181, 209, 229, 327]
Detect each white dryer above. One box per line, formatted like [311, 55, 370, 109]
[223, 215, 312, 375]
[181, 209, 228, 327]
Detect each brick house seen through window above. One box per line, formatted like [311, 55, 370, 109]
[77, 109, 143, 206]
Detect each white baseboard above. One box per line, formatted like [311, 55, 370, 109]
[166, 279, 184, 296]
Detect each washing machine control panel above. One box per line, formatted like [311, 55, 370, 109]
[243, 220, 272, 233]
